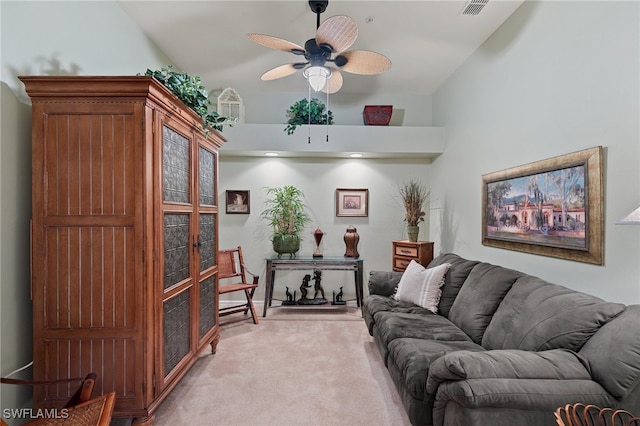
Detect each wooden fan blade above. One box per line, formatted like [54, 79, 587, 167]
[316, 15, 358, 53]
[339, 50, 392, 75]
[247, 33, 305, 53]
[322, 69, 343, 94]
[261, 64, 300, 81]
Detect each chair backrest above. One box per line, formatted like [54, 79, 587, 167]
[218, 246, 248, 283]
[555, 403, 640, 426]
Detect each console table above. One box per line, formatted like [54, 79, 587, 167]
[263, 257, 364, 317]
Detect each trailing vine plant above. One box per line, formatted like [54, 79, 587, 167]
[285, 98, 334, 135]
[144, 65, 237, 132]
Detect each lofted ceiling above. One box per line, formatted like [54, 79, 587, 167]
[118, 0, 525, 96]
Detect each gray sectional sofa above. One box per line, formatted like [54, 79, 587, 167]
[363, 253, 640, 426]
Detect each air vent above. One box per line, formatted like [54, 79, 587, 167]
[460, 0, 489, 16]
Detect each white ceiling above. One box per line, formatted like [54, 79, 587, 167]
[118, 0, 525, 96]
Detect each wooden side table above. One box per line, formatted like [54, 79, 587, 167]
[392, 240, 434, 271]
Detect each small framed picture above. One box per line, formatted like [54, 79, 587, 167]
[226, 190, 250, 214]
[336, 188, 369, 217]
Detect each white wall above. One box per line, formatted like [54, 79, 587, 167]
[431, 0, 640, 303]
[219, 157, 431, 301]
[0, 1, 172, 421]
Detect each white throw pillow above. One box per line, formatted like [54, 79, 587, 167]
[394, 260, 451, 313]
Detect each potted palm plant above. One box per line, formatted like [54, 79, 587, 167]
[261, 185, 311, 258]
[399, 179, 429, 242]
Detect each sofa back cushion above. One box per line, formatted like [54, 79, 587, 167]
[482, 276, 625, 352]
[448, 263, 523, 344]
[579, 305, 640, 399]
[368, 270, 403, 297]
[427, 253, 480, 318]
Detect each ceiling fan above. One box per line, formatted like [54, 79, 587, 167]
[247, 0, 391, 94]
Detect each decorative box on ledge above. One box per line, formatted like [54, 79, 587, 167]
[363, 105, 393, 126]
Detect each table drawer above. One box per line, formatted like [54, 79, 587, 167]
[393, 257, 412, 270]
[395, 245, 419, 257]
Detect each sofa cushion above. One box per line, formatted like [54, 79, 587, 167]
[482, 275, 625, 352]
[387, 338, 485, 400]
[368, 270, 403, 297]
[579, 305, 640, 399]
[394, 261, 451, 313]
[362, 295, 434, 336]
[448, 263, 523, 344]
[375, 311, 472, 349]
[427, 253, 480, 318]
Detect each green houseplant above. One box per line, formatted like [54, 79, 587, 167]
[144, 65, 237, 132]
[261, 185, 311, 258]
[399, 179, 429, 242]
[285, 98, 334, 135]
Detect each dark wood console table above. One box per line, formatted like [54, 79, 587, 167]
[263, 257, 364, 317]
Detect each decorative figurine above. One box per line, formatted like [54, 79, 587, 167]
[332, 286, 346, 305]
[343, 225, 360, 258]
[282, 286, 297, 306]
[297, 271, 328, 305]
[312, 270, 326, 300]
[313, 227, 325, 258]
[299, 274, 312, 300]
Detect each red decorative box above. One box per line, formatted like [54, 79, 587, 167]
[363, 105, 393, 126]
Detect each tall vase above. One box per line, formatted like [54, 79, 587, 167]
[344, 226, 360, 258]
[407, 225, 419, 242]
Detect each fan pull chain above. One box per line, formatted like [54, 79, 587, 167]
[325, 90, 330, 142]
[308, 85, 312, 144]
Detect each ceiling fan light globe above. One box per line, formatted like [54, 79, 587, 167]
[303, 66, 331, 92]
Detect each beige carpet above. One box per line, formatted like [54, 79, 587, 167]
[151, 307, 411, 426]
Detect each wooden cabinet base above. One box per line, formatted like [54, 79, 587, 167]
[392, 240, 434, 271]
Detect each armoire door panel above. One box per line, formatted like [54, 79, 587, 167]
[162, 125, 191, 204]
[41, 337, 139, 407]
[44, 226, 136, 329]
[198, 276, 217, 339]
[163, 290, 191, 377]
[198, 146, 216, 206]
[199, 213, 216, 272]
[43, 113, 136, 216]
[163, 213, 192, 290]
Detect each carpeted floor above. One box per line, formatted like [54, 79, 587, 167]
[149, 307, 411, 426]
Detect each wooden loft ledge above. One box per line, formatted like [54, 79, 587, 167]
[219, 124, 445, 159]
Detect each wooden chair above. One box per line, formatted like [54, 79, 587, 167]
[0, 372, 115, 425]
[555, 403, 640, 426]
[218, 246, 260, 325]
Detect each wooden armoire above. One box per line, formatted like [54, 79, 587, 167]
[21, 76, 225, 425]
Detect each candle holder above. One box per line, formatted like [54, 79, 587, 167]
[313, 227, 325, 258]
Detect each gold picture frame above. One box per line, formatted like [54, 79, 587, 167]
[336, 188, 369, 217]
[482, 146, 604, 265]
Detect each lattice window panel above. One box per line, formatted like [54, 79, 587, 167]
[216, 87, 244, 123]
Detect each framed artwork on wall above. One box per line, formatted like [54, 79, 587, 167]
[481, 146, 603, 265]
[336, 188, 369, 217]
[226, 190, 250, 214]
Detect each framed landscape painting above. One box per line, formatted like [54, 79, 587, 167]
[481, 146, 603, 265]
[336, 188, 369, 217]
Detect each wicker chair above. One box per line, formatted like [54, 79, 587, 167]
[555, 403, 640, 426]
[0, 373, 115, 425]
